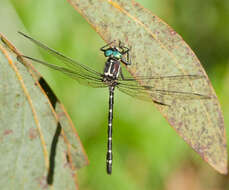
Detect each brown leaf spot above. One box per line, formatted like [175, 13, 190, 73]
[64, 152, 74, 170]
[169, 28, 177, 35]
[29, 128, 38, 140]
[14, 103, 20, 108]
[36, 176, 48, 189]
[0, 130, 13, 142]
[57, 111, 65, 120]
[3, 129, 13, 136]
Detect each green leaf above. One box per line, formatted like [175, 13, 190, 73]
[0, 34, 88, 189]
[68, 0, 227, 174]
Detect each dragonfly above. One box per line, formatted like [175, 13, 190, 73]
[19, 31, 210, 175]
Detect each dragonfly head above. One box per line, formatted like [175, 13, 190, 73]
[104, 48, 122, 60]
[112, 50, 122, 59]
[104, 49, 113, 57]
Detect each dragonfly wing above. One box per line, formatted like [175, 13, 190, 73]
[21, 56, 108, 88]
[117, 85, 153, 102]
[121, 74, 205, 81]
[153, 89, 210, 100]
[117, 84, 174, 106]
[19, 32, 101, 77]
[119, 74, 208, 93]
[117, 77, 211, 105]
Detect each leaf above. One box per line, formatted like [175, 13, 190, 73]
[0, 34, 88, 189]
[67, 0, 227, 174]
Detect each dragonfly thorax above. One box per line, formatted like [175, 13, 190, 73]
[103, 58, 121, 83]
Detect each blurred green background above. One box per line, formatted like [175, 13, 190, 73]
[1, 0, 229, 189]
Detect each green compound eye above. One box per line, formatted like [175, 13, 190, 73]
[105, 50, 113, 57]
[113, 51, 122, 59]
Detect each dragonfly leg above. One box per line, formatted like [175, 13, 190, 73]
[126, 49, 131, 65]
[153, 100, 170, 106]
[100, 41, 116, 52]
[119, 42, 132, 65]
[118, 40, 130, 54]
[121, 57, 132, 65]
[119, 67, 125, 80]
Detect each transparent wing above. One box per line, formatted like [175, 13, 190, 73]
[18, 32, 101, 77]
[119, 74, 205, 88]
[22, 56, 108, 88]
[19, 31, 211, 102]
[121, 74, 204, 81]
[117, 75, 211, 105]
[117, 85, 154, 102]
